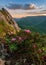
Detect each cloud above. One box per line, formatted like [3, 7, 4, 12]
[40, 10, 46, 14]
[7, 3, 38, 10]
[23, 3, 38, 10]
[6, 3, 46, 18]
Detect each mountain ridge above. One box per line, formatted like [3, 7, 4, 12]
[15, 16, 46, 33]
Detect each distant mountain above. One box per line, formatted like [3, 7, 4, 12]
[15, 16, 46, 33]
[0, 8, 21, 37]
[35, 20, 46, 33]
[14, 18, 20, 21]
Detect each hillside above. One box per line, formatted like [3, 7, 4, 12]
[0, 8, 21, 37]
[16, 16, 46, 33]
[0, 9, 46, 65]
[0, 30, 46, 65]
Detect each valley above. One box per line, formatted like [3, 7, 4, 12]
[15, 16, 46, 34]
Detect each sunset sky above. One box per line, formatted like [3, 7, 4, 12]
[0, 0, 46, 18]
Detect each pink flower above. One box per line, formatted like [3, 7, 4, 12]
[11, 32, 14, 34]
[19, 37, 22, 40]
[38, 49, 42, 53]
[41, 55, 46, 60]
[11, 38, 16, 42]
[24, 30, 31, 34]
[18, 37, 23, 42]
[33, 44, 37, 49]
[41, 56, 44, 60]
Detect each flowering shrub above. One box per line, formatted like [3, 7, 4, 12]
[3, 30, 46, 65]
[11, 38, 16, 42]
[24, 29, 31, 34]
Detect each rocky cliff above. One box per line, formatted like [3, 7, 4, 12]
[0, 8, 21, 37]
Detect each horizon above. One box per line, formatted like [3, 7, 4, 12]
[0, 0, 46, 18]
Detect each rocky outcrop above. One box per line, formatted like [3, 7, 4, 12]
[0, 8, 21, 37]
[2, 8, 21, 32]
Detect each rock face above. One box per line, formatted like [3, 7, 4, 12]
[0, 8, 21, 37]
[0, 59, 5, 65]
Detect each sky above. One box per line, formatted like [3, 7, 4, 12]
[0, 0, 46, 18]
